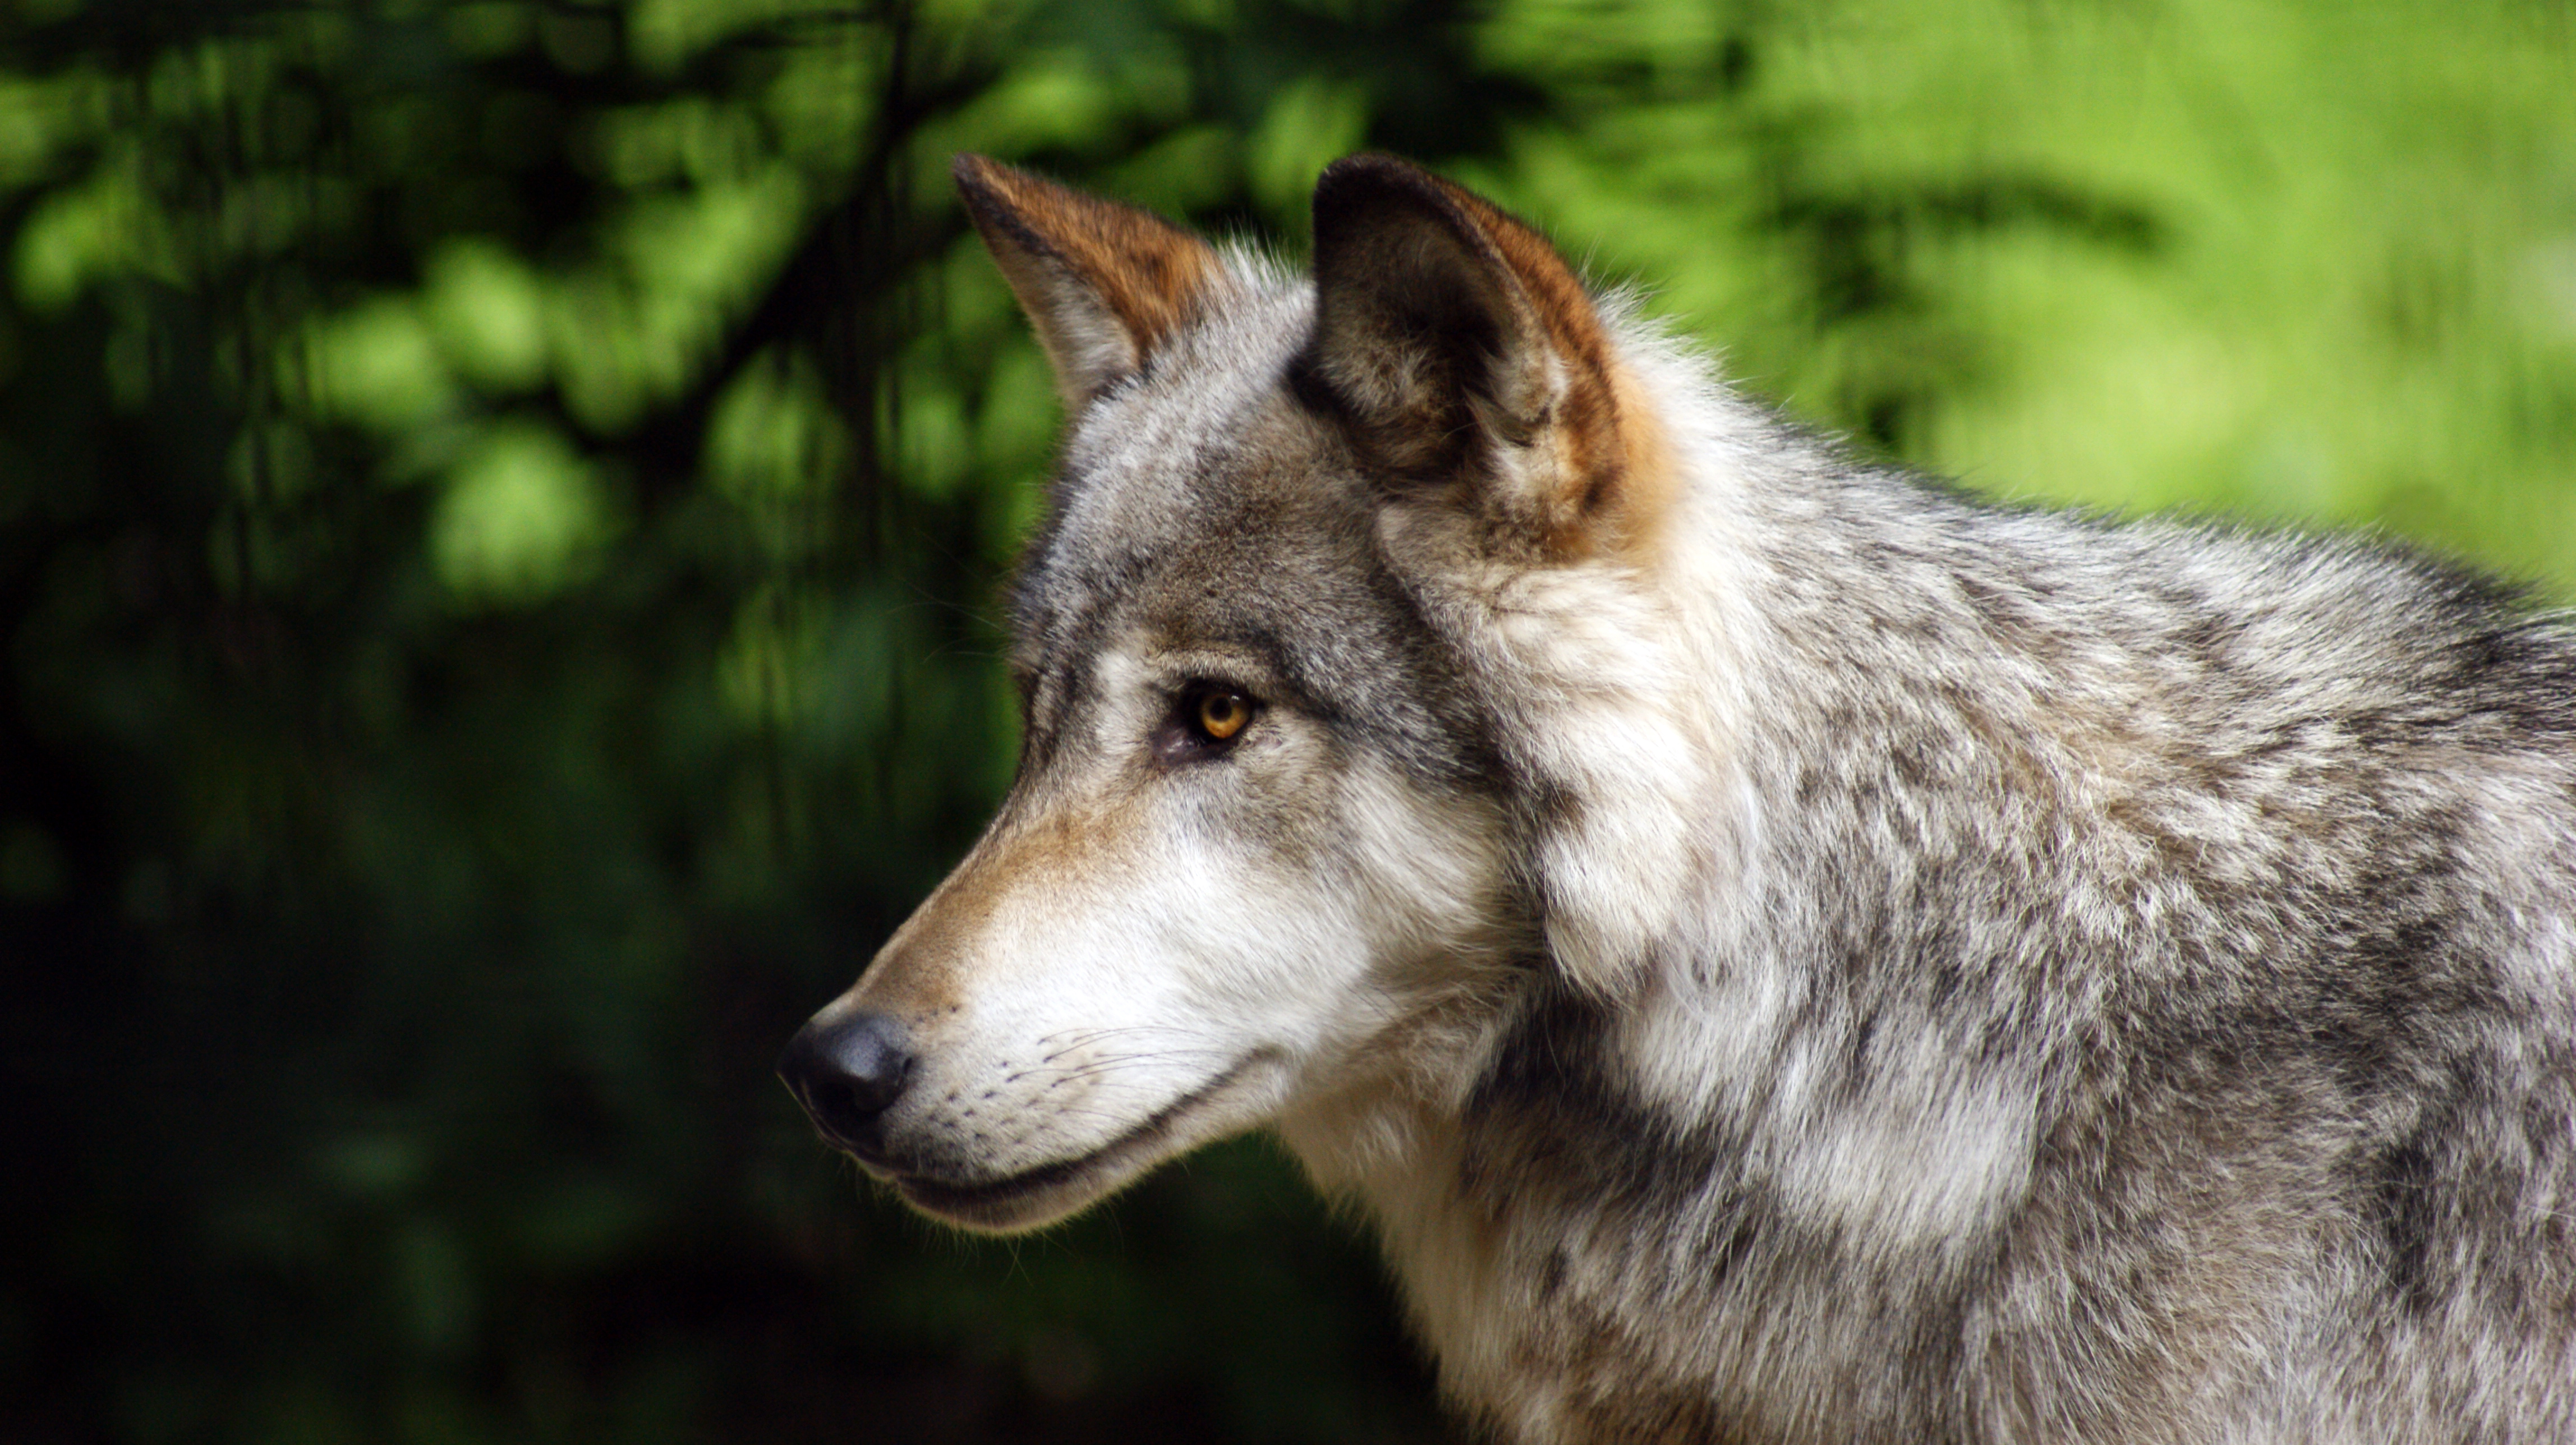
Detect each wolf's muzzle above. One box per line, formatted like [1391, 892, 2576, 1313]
[778, 1011, 914, 1157]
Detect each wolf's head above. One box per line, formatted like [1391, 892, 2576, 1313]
[780, 156, 1723, 1231]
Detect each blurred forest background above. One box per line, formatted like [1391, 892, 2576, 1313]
[3, 1, 2571, 1441]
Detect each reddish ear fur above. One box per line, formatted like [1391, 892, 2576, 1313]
[1305, 155, 1636, 559]
[954, 154, 1222, 406]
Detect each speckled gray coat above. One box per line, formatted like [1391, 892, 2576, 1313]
[780, 154, 2576, 1444]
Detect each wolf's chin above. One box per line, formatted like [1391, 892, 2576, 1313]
[882, 1051, 1285, 1233]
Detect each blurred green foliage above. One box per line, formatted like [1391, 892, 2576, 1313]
[2, 1, 2568, 1441]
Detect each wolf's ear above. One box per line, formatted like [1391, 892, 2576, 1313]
[1304, 155, 1634, 557]
[955, 154, 1223, 408]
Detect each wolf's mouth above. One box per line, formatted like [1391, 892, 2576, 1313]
[886, 1053, 1271, 1226]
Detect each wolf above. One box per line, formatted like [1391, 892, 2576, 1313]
[779, 153, 2576, 1443]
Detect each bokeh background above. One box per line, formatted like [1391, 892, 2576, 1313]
[4, 2, 2571, 1441]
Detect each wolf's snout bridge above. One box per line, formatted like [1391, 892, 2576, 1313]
[778, 1011, 914, 1153]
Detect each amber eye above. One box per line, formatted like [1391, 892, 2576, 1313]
[1195, 689, 1253, 742]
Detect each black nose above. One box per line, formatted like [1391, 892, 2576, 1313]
[778, 1011, 914, 1154]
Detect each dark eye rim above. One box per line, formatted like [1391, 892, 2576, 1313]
[1155, 680, 1261, 763]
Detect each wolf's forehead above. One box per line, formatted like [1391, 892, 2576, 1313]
[1061, 278, 1315, 517]
[1027, 277, 1347, 629]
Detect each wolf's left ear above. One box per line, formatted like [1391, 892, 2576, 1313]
[1304, 155, 1636, 557]
[955, 154, 1223, 407]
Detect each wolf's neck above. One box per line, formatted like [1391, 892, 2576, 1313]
[1275, 981, 1817, 1440]
[1273, 1073, 1532, 1418]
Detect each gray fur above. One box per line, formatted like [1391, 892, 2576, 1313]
[791, 155, 2576, 1443]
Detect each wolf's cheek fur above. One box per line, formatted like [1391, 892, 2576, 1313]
[1401, 532, 1724, 995]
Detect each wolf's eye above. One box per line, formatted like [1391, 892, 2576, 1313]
[1155, 684, 1259, 765]
[1196, 691, 1253, 742]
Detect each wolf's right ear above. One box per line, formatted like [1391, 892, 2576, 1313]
[1302, 155, 1637, 560]
[954, 155, 1223, 408]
